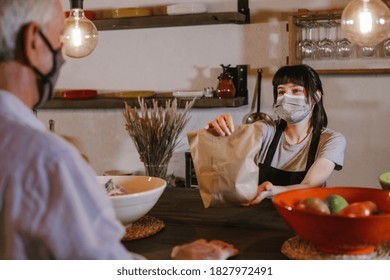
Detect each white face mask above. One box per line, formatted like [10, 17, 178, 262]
[274, 93, 312, 124]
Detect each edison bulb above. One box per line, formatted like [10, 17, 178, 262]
[62, 9, 98, 58]
[341, 0, 390, 47]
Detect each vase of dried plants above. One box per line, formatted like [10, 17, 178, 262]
[124, 98, 195, 182]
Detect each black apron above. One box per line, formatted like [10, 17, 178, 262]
[258, 123, 320, 186]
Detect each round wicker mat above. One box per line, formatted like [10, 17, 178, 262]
[122, 215, 165, 241]
[282, 236, 390, 260]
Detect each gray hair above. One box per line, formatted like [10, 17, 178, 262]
[0, 0, 58, 62]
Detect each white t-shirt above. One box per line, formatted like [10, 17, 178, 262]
[0, 90, 143, 260]
[255, 121, 346, 172]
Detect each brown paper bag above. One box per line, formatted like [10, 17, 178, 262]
[187, 122, 263, 208]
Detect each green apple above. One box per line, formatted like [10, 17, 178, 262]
[324, 194, 349, 214]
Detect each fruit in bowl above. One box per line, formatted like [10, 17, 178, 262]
[379, 171, 390, 190]
[272, 186, 390, 255]
[97, 175, 166, 225]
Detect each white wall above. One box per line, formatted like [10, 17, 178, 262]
[37, 0, 390, 188]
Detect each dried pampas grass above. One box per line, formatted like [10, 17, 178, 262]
[124, 98, 195, 178]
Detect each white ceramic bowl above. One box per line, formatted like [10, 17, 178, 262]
[97, 175, 166, 225]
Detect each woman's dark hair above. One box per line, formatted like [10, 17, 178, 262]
[272, 64, 328, 135]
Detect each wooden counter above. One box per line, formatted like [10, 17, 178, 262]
[123, 187, 294, 260]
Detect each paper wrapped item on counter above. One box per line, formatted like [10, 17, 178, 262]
[104, 179, 128, 196]
[187, 122, 263, 208]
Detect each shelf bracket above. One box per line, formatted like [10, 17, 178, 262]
[238, 0, 250, 24]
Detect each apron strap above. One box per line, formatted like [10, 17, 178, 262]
[263, 121, 285, 166]
[305, 131, 321, 172]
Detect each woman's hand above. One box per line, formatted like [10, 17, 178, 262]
[248, 182, 272, 205]
[204, 113, 235, 136]
[248, 181, 286, 205]
[244, 159, 337, 206]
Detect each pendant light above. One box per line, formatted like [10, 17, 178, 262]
[62, 0, 98, 58]
[341, 0, 390, 47]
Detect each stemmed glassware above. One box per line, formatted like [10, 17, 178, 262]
[296, 22, 304, 59]
[383, 35, 390, 57]
[358, 45, 378, 58]
[298, 21, 318, 59]
[296, 15, 390, 60]
[335, 20, 354, 59]
[318, 20, 336, 59]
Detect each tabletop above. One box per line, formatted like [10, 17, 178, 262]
[123, 187, 295, 260]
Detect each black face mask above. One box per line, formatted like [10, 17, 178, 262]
[30, 29, 65, 109]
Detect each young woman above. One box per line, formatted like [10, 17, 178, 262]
[206, 64, 346, 205]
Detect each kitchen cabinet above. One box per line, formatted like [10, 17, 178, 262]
[287, 9, 390, 75]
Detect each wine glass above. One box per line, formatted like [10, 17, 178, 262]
[335, 20, 354, 59]
[296, 22, 305, 59]
[384, 36, 390, 57]
[358, 45, 378, 58]
[318, 20, 336, 59]
[298, 21, 318, 59]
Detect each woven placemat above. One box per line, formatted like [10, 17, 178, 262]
[122, 215, 165, 241]
[282, 235, 390, 260]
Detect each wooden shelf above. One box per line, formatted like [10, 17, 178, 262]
[93, 12, 247, 31]
[39, 97, 246, 110]
[316, 68, 390, 75]
[53, 2, 250, 110]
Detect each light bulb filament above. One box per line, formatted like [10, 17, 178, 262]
[71, 25, 82, 47]
[359, 10, 373, 33]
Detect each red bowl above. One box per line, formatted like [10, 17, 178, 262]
[272, 187, 390, 255]
[59, 89, 97, 100]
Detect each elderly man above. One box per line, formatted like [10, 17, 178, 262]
[0, 0, 239, 260]
[0, 0, 144, 260]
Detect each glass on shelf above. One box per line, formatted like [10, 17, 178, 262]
[335, 20, 354, 59]
[295, 22, 304, 59]
[384, 36, 390, 57]
[358, 45, 378, 58]
[317, 20, 336, 59]
[297, 20, 318, 60]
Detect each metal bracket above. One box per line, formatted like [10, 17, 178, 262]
[238, 0, 250, 24]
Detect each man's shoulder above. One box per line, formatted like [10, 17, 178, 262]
[2, 118, 80, 166]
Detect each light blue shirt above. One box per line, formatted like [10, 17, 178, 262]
[0, 90, 143, 259]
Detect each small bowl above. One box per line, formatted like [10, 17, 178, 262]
[379, 172, 390, 190]
[97, 175, 166, 225]
[272, 186, 390, 255]
[58, 89, 97, 100]
[111, 8, 152, 18]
